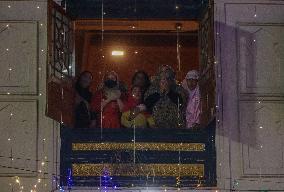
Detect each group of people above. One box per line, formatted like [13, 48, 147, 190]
[74, 65, 201, 129]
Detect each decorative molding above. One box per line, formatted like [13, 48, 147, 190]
[72, 163, 204, 177]
[0, 100, 38, 176]
[72, 142, 206, 152]
[0, 21, 38, 95]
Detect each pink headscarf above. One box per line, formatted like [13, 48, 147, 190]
[182, 70, 201, 128]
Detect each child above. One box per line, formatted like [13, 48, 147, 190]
[121, 86, 155, 128]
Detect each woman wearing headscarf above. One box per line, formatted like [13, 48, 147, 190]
[91, 71, 124, 128]
[182, 70, 201, 129]
[144, 73, 184, 129]
[74, 71, 96, 128]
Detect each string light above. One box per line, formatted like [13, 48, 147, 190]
[37, 6, 40, 9]
[8, 5, 11, 8]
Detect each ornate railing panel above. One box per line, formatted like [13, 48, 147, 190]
[60, 120, 216, 188]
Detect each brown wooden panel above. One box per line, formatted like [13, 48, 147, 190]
[199, 2, 215, 126]
[46, 80, 75, 127]
[75, 19, 199, 32]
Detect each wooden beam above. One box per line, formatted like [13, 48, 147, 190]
[75, 19, 199, 32]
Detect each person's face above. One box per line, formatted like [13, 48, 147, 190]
[186, 79, 198, 90]
[160, 77, 169, 91]
[80, 73, 92, 88]
[133, 73, 146, 87]
[160, 65, 170, 73]
[132, 87, 142, 100]
[107, 74, 117, 81]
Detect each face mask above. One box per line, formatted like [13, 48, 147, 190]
[104, 80, 117, 88]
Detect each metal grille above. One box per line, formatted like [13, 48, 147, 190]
[49, 2, 73, 78]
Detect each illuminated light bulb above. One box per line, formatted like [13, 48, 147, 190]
[7, 92, 10, 95]
[38, 170, 42, 173]
[34, 184, 37, 188]
[112, 50, 124, 56]
[68, 65, 72, 69]
[41, 161, 45, 166]
[216, 32, 219, 35]
[38, 67, 41, 70]
[43, 138, 46, 141]
[38, 178, 41, 183]
[9, 68, 12, 71]
[258, 101, 261, 104]
[214, 61, 217, 64]
[40, 23, 43, 26]
[218, 74, 221, 78]
[10, 113, 13, 116]
[253, 39, 256, 42]
[132, 26, 136, 29]
[41, 49, 44, 52]
[44, 183, 47, 187]
[8, 5, 11, 8]
[164, 188, 167, 191]
[15, 179, 20, 183]
[11, 158, 14, 161]
[6, 24, 9, 27]
[254, 14, 257, 17]
[37, 6, 40, 9]
[175, 5, 179, 9]
[6, 48, 9, 51]
[39, 93, 42, 96]
[134, 51, 138, 54]
[259, 126, 263, 129]
[260, 145, 263, 148]
[103, 12, 106, 15]
[102, 55, 105, 58]
[8, 138, 11, 141]
[44, 156, 47, 159]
